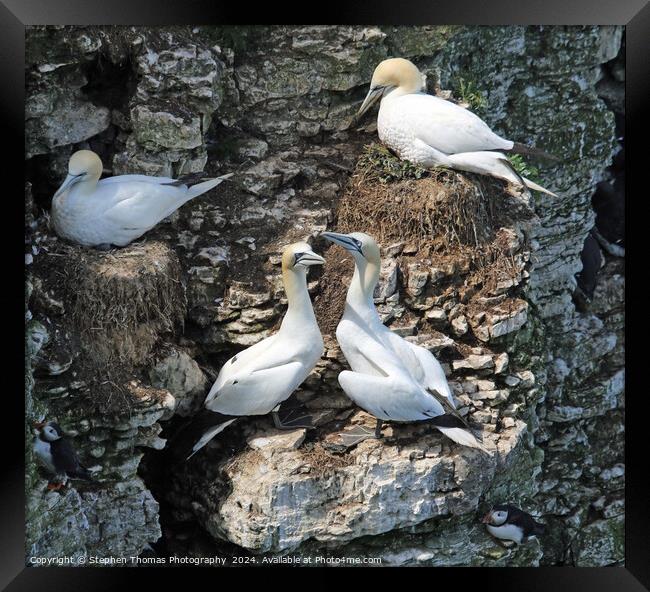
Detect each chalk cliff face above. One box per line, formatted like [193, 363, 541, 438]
[25, 25, 624, 566]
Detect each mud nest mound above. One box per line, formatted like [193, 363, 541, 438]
[313, 143, 537, 336]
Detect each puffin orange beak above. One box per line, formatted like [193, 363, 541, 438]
[33, 421, 46, 429]
[481, 511, 493, 524]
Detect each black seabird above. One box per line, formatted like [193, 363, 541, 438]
[481, 504, 545, 545]
[33, 421, 92, 490]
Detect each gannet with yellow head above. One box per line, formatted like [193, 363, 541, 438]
[322, 230, 488, 451]
[358, 58, 556, 196]
[51, 150, 232, 248]
[178, 241, 325, 460]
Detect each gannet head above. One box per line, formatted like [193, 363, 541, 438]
[281, 242, 326, 273]
[321, 231, 381, 266]
[357, 58, 425, 117]
[53, 150, 103, 198]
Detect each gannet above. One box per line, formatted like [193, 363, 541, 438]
[51, 150, 232, 247]
[481, 504, 546, 545]
[322, 231, 487, 450]
[179, 242, 325, 460]
[33, 420, 93, 490]
[357, 58, 557, 196]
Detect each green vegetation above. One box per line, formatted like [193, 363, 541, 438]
[507, 154, 541, 185]
[355, 143, 429, 184]
[454, 77, 488, 115]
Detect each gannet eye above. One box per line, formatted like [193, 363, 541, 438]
[294, 252, 305, 265]
[352, 238, 363, 251]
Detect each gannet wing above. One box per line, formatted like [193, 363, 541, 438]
[99, 183, 197, 231]
[336, 318, 406, 377]
[403, 340, 455, 407]
[399, 94, 513, 155]
[380, 328, 428, 383]
[98, 175, 176, 185]
[208, 360, 309, 417]
[204, 334, 279, 404]
[338, 370, 444, 422]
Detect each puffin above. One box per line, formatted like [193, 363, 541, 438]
[177, 241, 326, 460]
[321, 230, 487, 451]
[33, 420, 93, 490]
[357, 57, 557, 196]
[51, 149, 232, 248]
[481, 504, 545, 545]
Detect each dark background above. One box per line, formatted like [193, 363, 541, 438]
[3, 0, 645, 589]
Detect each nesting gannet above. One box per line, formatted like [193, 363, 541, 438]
[33, 421, 92, 490]
[357, 58, 557, 196]
[179, 242, 325, 460]
[51, 150, 232, 247]
[481, 504, 545, 545]
[322, 231, 486, 450]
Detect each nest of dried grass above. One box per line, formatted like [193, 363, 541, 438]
[69, 241, 186, 366]
[313, 143, 536, 334]
[298, 441, 354, 476]
[339, 143, 525, 251]
[31, 240, 187, 415]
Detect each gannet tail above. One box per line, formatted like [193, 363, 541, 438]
[521, 176, 558, 197]
[509, 142, 560, 162]
[430, 415, 489, 452]
[446, 151, 557, 197]
[435, 426, 489, 452]
[171, 409, 238, 461]
[184, 173, 233, 200]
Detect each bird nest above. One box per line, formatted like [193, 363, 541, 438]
[339, 143, 530, 251]
[30, 239, 186, 414]
[67, 241, 186, 366]
[313, 143, 537, 337]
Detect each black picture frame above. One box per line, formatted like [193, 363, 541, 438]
[4, 0, 644, 589]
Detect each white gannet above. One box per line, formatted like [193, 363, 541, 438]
[51, 150, 232, 247]
[179, 242, 325, 460]
[357, 58, 557, 196]
[322, 231, 487, 450]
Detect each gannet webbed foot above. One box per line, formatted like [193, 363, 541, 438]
[272, 409, 315, 430]
[337, 419, 384, 448]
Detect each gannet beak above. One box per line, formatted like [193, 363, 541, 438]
[321, 231, 362, 254]
[296, 250, 325, 267]
[53, 173, 85, 198]
[481, 511, 493, 524]
[357, 86, 385, 118]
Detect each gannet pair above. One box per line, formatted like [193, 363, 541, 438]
[358, 58, 557, 196]
[180, 242, 325, 460]
[51, 150, 231, 247]
[322, 231, 487, 451]
[183, 233, 486, 458]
